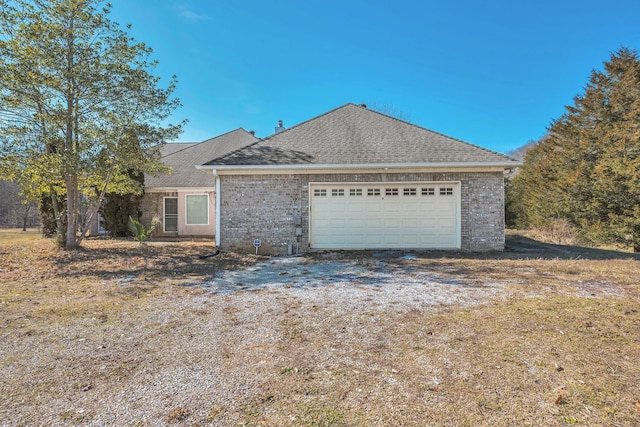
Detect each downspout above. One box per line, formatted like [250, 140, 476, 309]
[215, 172, 221, 248]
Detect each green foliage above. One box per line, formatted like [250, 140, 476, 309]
[38, 193, 66, 240]
[0, 0, 182, 249]
[128, 215, 158, 245]
[101, 193, 142, 237]
[519, 47, 640, 251]
[504, 175, 526, 228]
[100, 171, 144, 237]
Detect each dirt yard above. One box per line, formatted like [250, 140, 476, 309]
[1, 230, 639, 426]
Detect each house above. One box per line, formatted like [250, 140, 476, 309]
[197, 103, 522, 255]
[141, 128, 259, 237]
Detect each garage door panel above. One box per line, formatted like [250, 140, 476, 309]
[419, 204, 438, 213]
[346, 219, 365, 228]
[365, 234, 384, 244]
[384, 218, 402, 228]
[365, 219, 384, 229]
[384, 203, 403, 214]
[349, 235, 365, 244]
[402, 234, 419, 245]
[384, 235, 402, 245]
[437, 218, 456, 228]
[403, 219, 419, 228]
[313, 222, 329, 231]
[311, 183, 460, 249]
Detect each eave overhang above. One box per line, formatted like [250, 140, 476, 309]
[196, 161, 522, 176]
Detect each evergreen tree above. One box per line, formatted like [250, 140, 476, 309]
[39, 192, 66, 239]
[100, 170, 144, 237]
[520, 47, 640, 251]
[504, 175, 525, 228]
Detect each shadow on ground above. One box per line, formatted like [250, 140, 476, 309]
[296, 234, 639, 262]
[502, 234, 639, 261]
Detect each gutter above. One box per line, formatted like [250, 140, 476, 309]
[197, 161, 522, 175]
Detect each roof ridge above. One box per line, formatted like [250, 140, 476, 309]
[198, 127, 253, 144]
[160, 143, 197, 159]
[162, 128, 253, 159]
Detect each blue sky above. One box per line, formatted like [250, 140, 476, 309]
[110, 0, 640, 154]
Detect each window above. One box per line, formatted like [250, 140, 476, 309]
[186, 194, 208, 225]
[314, 189, 327, 197]
[97, 213, 107, 235]
[164, 197, 178, 232]
[331, 189, 345, 196]
[403, 188, 417, 196]
[440, 187, 454, 196]
[349, 188, 363, 196]
[385, 188, 399, 196]
[422, 188, 435, 196]
[367, 188, 381, 196]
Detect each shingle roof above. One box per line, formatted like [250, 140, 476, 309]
[145, 129, 259, 188]
[161, 142, 197, 156]
[204, 103, 519, 167]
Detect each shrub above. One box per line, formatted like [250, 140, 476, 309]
[128, 216, 159, 245]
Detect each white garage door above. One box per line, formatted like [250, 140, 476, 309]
[310, 182, 460, 250]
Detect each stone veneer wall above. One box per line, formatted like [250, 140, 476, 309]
[219, 171, 505, 255]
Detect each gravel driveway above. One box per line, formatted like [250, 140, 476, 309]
[198, 253, 504, 311]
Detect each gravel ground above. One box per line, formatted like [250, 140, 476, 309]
[4, 243, 637, 426]
[3, 252, 506, 426]
[199, 253, 504, 304]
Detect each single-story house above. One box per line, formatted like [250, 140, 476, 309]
[141, 128, 259, 237]
[196, 103, 521, 255]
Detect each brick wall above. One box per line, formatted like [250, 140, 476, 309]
[220, 175, 305, 254]
[464, 172, 506, 251]
[139, 191, 177, 237]
[219, 171, 505, 255]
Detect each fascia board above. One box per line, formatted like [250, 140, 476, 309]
[196, 162, 522, 176]
[143, 187, 215, 192]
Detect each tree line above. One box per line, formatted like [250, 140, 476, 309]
[507, 47, 640, 252]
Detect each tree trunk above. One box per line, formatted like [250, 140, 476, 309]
[65, 174, 79, 249]
[49, 187, 65, 243]
[21, 203, 31, 231]
[76, 171, 110, 246]
[77, 202, 97, 247]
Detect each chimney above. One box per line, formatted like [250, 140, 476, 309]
[274, 119, 285, 134]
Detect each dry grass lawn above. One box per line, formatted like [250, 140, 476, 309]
[1, 230, 639, 426]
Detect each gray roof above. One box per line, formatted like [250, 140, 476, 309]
[145, 129, 259, 188]
[162, 142, 196, 156]
[204, 103, 519, 168]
